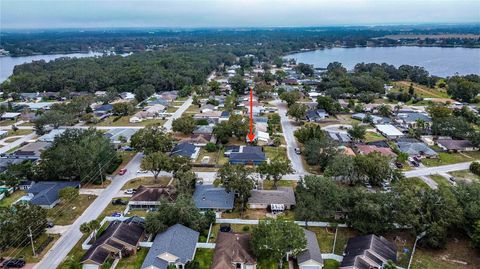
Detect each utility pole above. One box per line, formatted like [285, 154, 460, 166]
[408, 231, 426, 269]
[98, 163, 103, 187]
[28, 226, 36, 257]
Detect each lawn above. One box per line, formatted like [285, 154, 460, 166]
[6, 129, 33, 137]
[3, 137, 20, 143]
[334, 114, 361, 125]
[334, 228, 359, 255]
[193, 248, 214, 269]
[98, 198, 129, 220]
[422, 152, 473, 167]
[393, 81, 450, 99]
[430, 175, 452, 188]
[115, 248, 148, 269]
[264, 146, 288, 161]
[121, 176, 171, 190]
[405, 177, 430, 190]
[0, 233, 60, 263]
[257, 257, 289, 269]
[194, 148, 219, 165]
[262, 180, 295, 190]
[166, 106, 178, 113]
[57, 234, 88, 269]
[364, 131, 386, 142]
[47, 194, 96, 225]
[94, 115, 166, 126]
[449, 170, 480, 183]
[323, 259, 340, 269]
[0, 119, 16, 126]
[308, 227, 335, 253]
[0, 190, 26, 207]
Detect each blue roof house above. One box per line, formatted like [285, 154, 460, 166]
[141, 224, 199, 269]
[193, 184, 235, 211]
[26, 181, 80, 209]
[229, 146, 266, 165]
[170, 142, 200, 159]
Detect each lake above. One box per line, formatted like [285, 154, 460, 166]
[284, 46, 480, 77]
[0, 51, 104, 83]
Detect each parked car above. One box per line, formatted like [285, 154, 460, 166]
[394, 161, 403, 169]
[413, 156, 421, 163]
[124, 189, 136, 195]
[46, 221, 54, 228]
[118, 168, 127, 175]
[294, 148, 301, 154]
[111, 212, 122, 217]
[112, 199, 128, 205]
[3, 259, 25, 268]
[410, 161, 420, 167]
[136, 170, 148, 174]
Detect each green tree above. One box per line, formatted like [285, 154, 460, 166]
[303, 137, 338, 170]
[112, 102, 135, 116]
[208, 81, 221, 95]
[213, 121, 232, 144]
[324, 154, 359, 185]
[383, 260, 397, 269]
[141, 152, 172, 182]
[174, 170, 197, 196]
[287, 103, 308, 122]
[38, 128, 117, 182]
[229, 75, 248, 94]
[347, 123, 367, 141]
[59, 187, 79, 202]
[317, 96, 341, 115]
[130, 125, 174, 154]
[470, 162, 480, 176]
[294, 123, 326, 144]
[354, 152, 401, 186]
[79, 219, 101, 240]
[0, 203, 47, 248]
[172, 115, 196, 134]
[472, 220, 480, 249]
[256, 158, 293, 189]
[218, 163, 254, 212]
[377, 105, 392, 117]
[251, 218, 307, 268]
[279, 91, 301, 107]
[134, 84, 155, 103]
[205, 142, 217, 152]
[227, 114, 249, 139]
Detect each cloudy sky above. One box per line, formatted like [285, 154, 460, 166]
[1, 0, 479, 29]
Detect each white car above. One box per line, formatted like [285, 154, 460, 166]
[124, 189, 135, 195]
[137, 170, 148, 174]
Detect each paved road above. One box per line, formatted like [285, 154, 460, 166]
[418, 176, 438, 189]
[272, 99, 307, 175]
[163, 96, 193, 132]
[0, 132, 36, 154]
[403, 161, 472, 178]
[34, 153, 143, 269]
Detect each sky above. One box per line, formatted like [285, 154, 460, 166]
[1, 0, 479, 29]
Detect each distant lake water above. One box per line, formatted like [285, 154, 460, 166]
[0, 51, 104, 83]
[284, 47, 480, 77]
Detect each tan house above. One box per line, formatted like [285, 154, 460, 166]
[212, 232, 257, 269]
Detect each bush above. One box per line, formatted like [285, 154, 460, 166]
[470, 161, 480, 176]
[242, 225, 250, 232]
[196, 119, 209, 125]
[205, 142, 217, 152]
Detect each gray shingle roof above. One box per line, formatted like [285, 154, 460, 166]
[297, 229, 323, 265]
[28, 181, 80, 207]
[248, 187, 296, 206]
[141, 224, 199, 269]
[171, 142, 196, 158]
[340, 234, 397, 268]
[397, 142, 437, 156]
[193, 184, 234, 210]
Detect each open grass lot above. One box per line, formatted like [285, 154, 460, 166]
[393, 81, 450, 99]
[0, 190, 26, 207]
[193, 248, 214, 269]
[166, 106, 178, 113]
[194, 148, 219, 165]
[116, 248, 148, 269]
[48, 194, 96, 225]
[121, 176, 171, 189]
[308, 227, 335, 253]
[334, 114, 361, 125]
[422, 152, 480, 167]
[262, 180, 296, 190]
[6, 129, 33, 137]
[364, 131, 386, 142]
[449, 169, 480, 183]
[94, 115, 166, 126]
[323, 259, 340, 269]
[264, 146, 288, 161]
[184, 104, 200, 115]
[411, 233, 480, 269]
[405, 177, 430, 190]
[334, 228, 359, 255]
[430, 175, 452, 188]
[0, 233, 60, 263]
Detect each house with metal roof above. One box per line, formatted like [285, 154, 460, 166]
[193, 184, 234, 211]
[340, 234, 397, 269]
[375, 124, 405, 140]
[141, 224, 199, 269]
[297, 229, 323, 269]
[23, 181, 80, 209]
[81, 217, 145, 269]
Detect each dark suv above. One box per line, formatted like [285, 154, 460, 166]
[3, 259, 26, 268]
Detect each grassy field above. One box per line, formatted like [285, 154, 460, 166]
[0, 119, 16, 126]
[193, 248, 214, 269]
[308, 227, 336, 253]
[116, 248, 148, 269]
[48, 194, 96, 225]
[449, 170, 480, 183]
[334, 228, 359, 255]
[393, 81, 450, 99]
[6, 129, 33, 137]
[430, 175, 452, 188]
[323, 259, 340, 269]
[0, 233, 60, 263]
[57, 234, 89, 269]
[264, 146, 288, 161]
[406, 177, 431, 190]
[121, 176, 171, 189]
[422, 152, 476, 167]
[0, 190, 26, 207]
[262, 180, 296, 190]
[194, 148, 219, 165]
[257, 257, 289, 269]
[364, 131, 386, 142]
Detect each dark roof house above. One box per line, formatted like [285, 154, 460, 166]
[229, 146, 266, 165]
[297, 229, 323, 269]
[193, 184, 234, 211]
[140, 224, 199, 269]
[170, 142, 199, 159]
[27, 181, 80, 208]
[437, 139, 477, 152]
[340, 234, 397, 269]
[128, 185, 177, 210]
[212, 232, 257, 269]
[248, 187, 296, 210]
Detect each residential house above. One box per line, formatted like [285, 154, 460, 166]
[193, 184, 234, 211]
[397, 140, 437, 157]
[328, 132, 351, 144]
[395, 112, 432, 129]
[229, 146, 266, 165]
[200, 104, 217, 113]
[351, 113, 385, 124]
[248, 187, 296, 211]
[219, 111, 230, 122]
[18, 180, 35, 190]
[212, 232, 257, 269]
[11, 141, 51, 160]
[437, 139, 477, 152]
[22, 181, 80, 209]
[19, 92, 40, 102]
[170, 142, 200, 160]
[38, 129, 67, 142]
[255, 131, 270, 145]
[0, 158, 24, 173]
[80, 217, 146, 269]
[128, 185, 177, 210]
[356, 144, 397, 158]
[297, 229, 323, 269]
[375, 124, 405, 140]
[182, 134, 214, 146]
[105, 128, 138, 146]
[119, 92, 136, 101]
[130, 104, 166, 123]
[306, 109, 329, 122]
[340, 235, 397, 269]
[1, 112, 21, 121]
[141, 224, 199, 269]
[193, 111, 223, 124]
[193, 125, 213, 135]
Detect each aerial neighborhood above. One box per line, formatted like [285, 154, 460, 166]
[0, 23, 480, 269]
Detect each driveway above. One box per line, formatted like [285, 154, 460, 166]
[0, 132, 36, 154]
[272, 99, 307, 175]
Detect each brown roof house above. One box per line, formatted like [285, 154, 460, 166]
[437, 139, 477, 152]
[356, 144, 397, 158]
[127, 185, 177, 210]
[212, 232, 257, 269]
[80, 217, 145, 269]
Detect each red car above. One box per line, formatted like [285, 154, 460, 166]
[118, 168, 127, 175]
